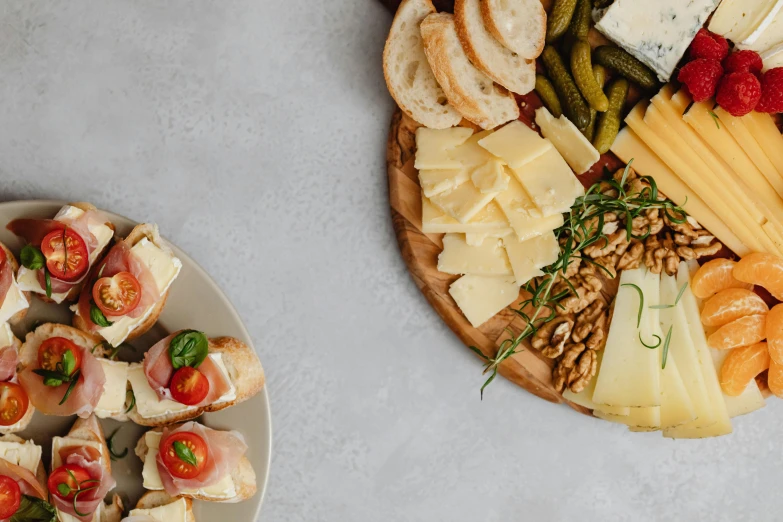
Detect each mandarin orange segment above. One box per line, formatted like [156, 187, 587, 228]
[767, 304, 783, 365]
[700, 288, 769, 327]
[707, 314, 767, 350]
[768, 360, 783, 398]
[733, 252, 783, 301]
[719, 342, 771, 397]
[691, 259, 752, 299]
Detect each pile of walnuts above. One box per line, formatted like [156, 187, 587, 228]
[533, 168, 723, 394]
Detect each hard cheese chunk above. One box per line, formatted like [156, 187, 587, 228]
[594, 0, 721, 81]
[419, 168, 470, 198]
[414, 127, 474, 170]
[511, 147, 583, 216]
[477, 121, 552, 169]
[502, 232, 558, 285]
[534, 107, 599, 174]
[421, 196, 511, 234]
[428, 182, 498, 224]
[437, 234, 512, 276]
[592, 268, 661, 408]
[494, 176, 565, 241]
[471, 158, 509, 193]
[449, 275, 519, 328]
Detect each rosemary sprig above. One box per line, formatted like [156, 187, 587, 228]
[661, 326, 673, 369]
[622, 283, 644, 328]
[107, 428, 128, 461]
[474, 162, 687, 397]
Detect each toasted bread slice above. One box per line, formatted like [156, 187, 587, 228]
[73, 223, 176, 344]
[454, 0, 535, 95]
[132, 492, 196, 522]
[0, 329, 34, 435]
[0, 241, 31, 325]
[421, 13, 519, 129]
[127, 335, 265, 427]
[480, 0, 546, 59]
[135, 424, 257, 503]
[383, 0, 463, 129]
[19, 323, 102, 369]
[0, 433, 47, 487]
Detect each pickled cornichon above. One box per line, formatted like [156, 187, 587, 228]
[582, 65, 607, 141]
[571, 41, 610, 112]
[546, 0, 578, 43]
[567, 0, 592, 41]
[541, 45, 590, 129]
[535, 75, 563, 118]
[593, 78, 629, 154]
[593, 46, 658, 90]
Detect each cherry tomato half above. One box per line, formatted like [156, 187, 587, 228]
[170, 367, 210, 406]
[92, 271, 141, 317]
[160, 431, 209, 479]
[0, 383, 29, 427]
[48, 465, 91, 501]
[38, 337, 82, 373]
[0, 475, 21, 518]
[40, 228, 89, 282]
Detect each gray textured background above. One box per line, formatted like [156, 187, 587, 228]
[0, 1, 781, 521]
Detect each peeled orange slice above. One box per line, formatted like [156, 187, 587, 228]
[707, 314, 767, 350]
[733, 252, 783, 301]
[769, 360, 783, 398]
[720, 342, 771, 397]
[767, 304, 783, 364]
[691, 258, 752, 299]
[700, 288, 769, 327]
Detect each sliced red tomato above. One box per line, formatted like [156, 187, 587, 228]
[160, 431, 209, 479]
[48, 464, 91, 501]
[40, 228, 89, 282]
[0, 475, 21, 518]
[170, 367, 210, 406]
[0, 383, 29, 427]
[92, 271, 141, 316]
[38, 337, 82, 373]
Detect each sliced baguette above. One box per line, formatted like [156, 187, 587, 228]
[126, 335, 265, 427]
[480, 0, 546, 59]
[19, 323, 102, 370]
[454, 0, 535, 94]
[135, 424, 257, 503]
[383, 0, 463, 129]
[73, 223, 174, 343]
[0, 241, 31, 325]
[421, 13, 519, 129]
[0, 330, 34, 435]
[0, 433, 47, 487]
[132, 492, 195, 522]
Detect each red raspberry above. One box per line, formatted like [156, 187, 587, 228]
[678, 59, 724, 102]
[757, 67, 783, 113]
[689, 28, 729, 61]
[723, 50, 763, 75]
[716, 72, 762, 116]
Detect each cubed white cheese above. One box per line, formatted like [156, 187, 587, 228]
[94, 359, 129, 418]
[594, 0, 721, 81]
[0, 277, 29, 324]
[142, 431, 236, 499]
[0, 439, 42, 473]
[129, 498, 188, 521]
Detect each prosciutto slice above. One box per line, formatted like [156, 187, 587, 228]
[17, 345, 105, 417]
[51, 446, 115, 522]
[0, 458, 46, 500]
[143, 333, 232, 406]
[0, 249, 13, 309]
[156, 422, 247, 496]
[77, 241, 160, 331]
[0, 346, 18, 382]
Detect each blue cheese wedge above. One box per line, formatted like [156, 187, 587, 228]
[129, 498, 188, 521]
[94, 359, 130, 418]
[142, 431, 236, 499]
[593, 0, 721, 82]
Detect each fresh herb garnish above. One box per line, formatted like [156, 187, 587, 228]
[90, 302, 113, 328]
[44, 269, 52, 299]
[173, 440, 198, 466]
[474, 161, 688, 397]
[661, 326, 673, 369]
[54, 471, 100, 518]
[169, 330, 209, 370]
[125, 389, 136, 413]
[32, 349, 81, 405]
[20, 245, 45, 270]
[709, 110, 720, 129]
[10, 495, 56, 522]
[639, 332, 662, 349]
[107, 428, 128, 461]
[622, 283, 644, 328]
[649, 282, 689, 309]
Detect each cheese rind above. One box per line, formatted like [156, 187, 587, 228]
[437, 234, 512, 276]
[534, 107, 600, 174]
[477, 121, 552, 168]
[448, 275, 519, 328]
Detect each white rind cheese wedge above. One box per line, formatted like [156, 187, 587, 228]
[448, 275, 519, 328]
[708, 0, 783, 45]
[94, 359, 130, 419]
[0, 438, 41, 473]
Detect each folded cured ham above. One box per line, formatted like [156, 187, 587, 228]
[0, 435, 54, 522]
[0, 324, 32, 435]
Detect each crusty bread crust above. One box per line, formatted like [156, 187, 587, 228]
[72, 223, 174, 342]
[0, 331, 34, 435]
[135, 425, 257, 503]
[0, 433, 47, 488]
[135, 491, 195, 522]
[127, 335, 265, 427]
[0, 241, 31, 325]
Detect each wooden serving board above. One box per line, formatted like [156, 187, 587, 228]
[387, 109, 592, 414]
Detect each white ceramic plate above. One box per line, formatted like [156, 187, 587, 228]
[1, 200, 271, 520]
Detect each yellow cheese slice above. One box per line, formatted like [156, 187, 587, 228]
[428, 181, 499, 224]
[448, 275, 520, 328]
[494, 175, 565, 241]
[563, 349, 630, 416]
[595, 407, 660, 429]
[502, 232, 558, 285]
[437, 233, 513, 276]
[477, 121, 552, 169]
[414, 127, 474, 170]
[610, 128, 750, 256]
[421, 196, 510, 234]
[740, 111, 783, 178]
[510, 146, 584, 216]
[464, 230, 512, 246]
[448, 130, 495, 167]
[418, 168, 470, 198]
[534, 107, 600, 174]
[471, 158, 510, 193]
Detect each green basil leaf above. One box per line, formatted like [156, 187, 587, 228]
[173, 440, 198, 466]
[44, 269, 52, 299]
[32, 368, 69, 384]
[62, 349, 75, 376]
[90, 302, 113, 328]
[20, 245, 45, 270]
[168, 330, 209, 370]
[57, 483, 71, 497]
[43, 377, 63, 387]
[10, 495, 57, 522]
